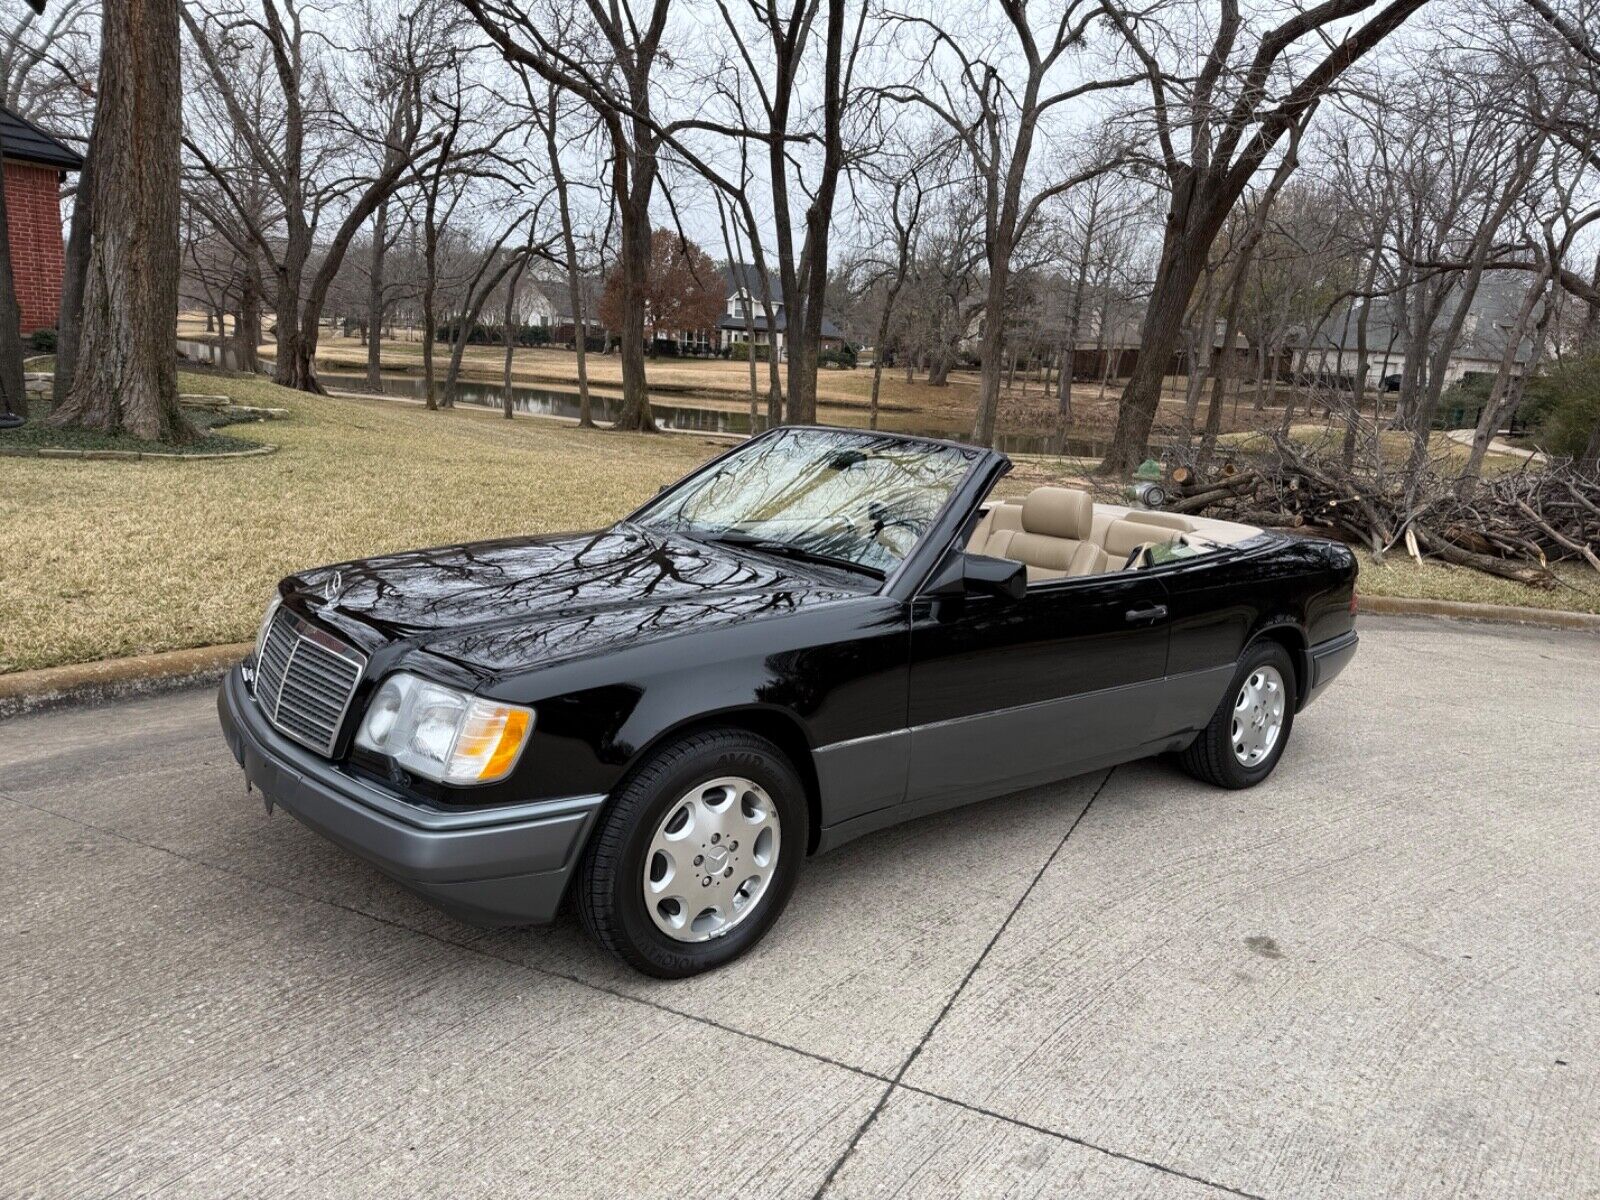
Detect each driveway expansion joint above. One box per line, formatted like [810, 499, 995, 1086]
[812, 766, 1174, 1199]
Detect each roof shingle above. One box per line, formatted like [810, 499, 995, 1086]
[0, 107, 83, 170]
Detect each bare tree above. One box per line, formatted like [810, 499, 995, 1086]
[459, 0, 678, 431]
[181, 0, 440, 392]
[877, 4, 1136, 445]
[861, 164, 929, 430]
[1096, 0, 1433, 474]
[710, 0, 864, 425]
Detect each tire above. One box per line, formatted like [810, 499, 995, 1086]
[1178, 641, 1297, 789]
[576, 728, 808, 978]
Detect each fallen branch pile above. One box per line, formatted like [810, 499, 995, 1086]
[1159, 439, 1600, 587]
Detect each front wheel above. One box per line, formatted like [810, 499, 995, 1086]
[1178, 641, 1297, 789]
[576, 729, 807, 978]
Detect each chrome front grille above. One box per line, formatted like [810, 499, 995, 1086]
[253, 608, 365, 756]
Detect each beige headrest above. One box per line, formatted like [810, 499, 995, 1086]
[1021, 487, 1093, 540]
[1104, 518, 1180, 559]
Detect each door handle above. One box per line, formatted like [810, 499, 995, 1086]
[1124, 604, 1168, 623]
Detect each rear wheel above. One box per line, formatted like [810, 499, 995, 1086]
[576, 729, 807, 978]
[1178, 641, 1296, 789]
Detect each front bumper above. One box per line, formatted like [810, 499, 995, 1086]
[217, 665, 603, 925]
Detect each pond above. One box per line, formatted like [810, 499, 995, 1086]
[322, 371, 1112, 458]
[177, 338, 1109, 457]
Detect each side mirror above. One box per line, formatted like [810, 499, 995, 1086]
[926, 550, 1026, 602]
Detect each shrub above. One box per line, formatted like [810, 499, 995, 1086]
[434, 319, 551, 347]
[818, 343, 858, 370]
[728, 341, 770, 362]
[28, 328, 58, 353]
[1520, 352, 1600, 459]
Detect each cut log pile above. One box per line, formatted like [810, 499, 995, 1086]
[1155, 438, 1600, 588]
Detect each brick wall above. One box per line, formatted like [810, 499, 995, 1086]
[3, 159, 67, 335]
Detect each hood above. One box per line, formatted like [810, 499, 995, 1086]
[286, 525, 869, 677]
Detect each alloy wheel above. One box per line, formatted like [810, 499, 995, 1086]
[643, 776, 781, 942]
[1231, 665, 1286, 767]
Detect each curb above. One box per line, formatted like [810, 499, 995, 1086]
[0, 643, 250, 721]
[1358, 594, 1600, 632]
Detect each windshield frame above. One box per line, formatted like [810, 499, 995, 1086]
[625, 425, 1007, 595]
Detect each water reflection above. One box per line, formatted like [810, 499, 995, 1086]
[174, 336, 1107, 456]
[319, 371, 1109, 457]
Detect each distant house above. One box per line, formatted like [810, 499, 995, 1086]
[536, 276, 606, 345]
[2, 107, 82, 335]
[717, 263, 844, 361]
[1304, 272, 1540, 391]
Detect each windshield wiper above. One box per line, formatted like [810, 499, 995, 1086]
[701, 531, 885, 578]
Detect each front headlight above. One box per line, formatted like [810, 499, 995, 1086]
[355, 672, 533, 785]
[254, 595, 282, 665]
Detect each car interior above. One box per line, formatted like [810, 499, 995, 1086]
[965, 485, 1261, 584]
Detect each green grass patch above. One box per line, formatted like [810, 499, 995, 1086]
[0, 401, 261, 456]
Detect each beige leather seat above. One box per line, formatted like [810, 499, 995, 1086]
[992, 487, 1107, 581]
[967, 500, 1023, 555]
[1102, 517, 1182, 568]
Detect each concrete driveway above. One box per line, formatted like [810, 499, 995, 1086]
[2, 615, 1596, 1199]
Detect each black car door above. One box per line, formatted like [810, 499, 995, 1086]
[904, 562, 1173, 810]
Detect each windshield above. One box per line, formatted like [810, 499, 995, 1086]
[633, 428, 978, 575]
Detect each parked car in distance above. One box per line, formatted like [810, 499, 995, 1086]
[218, 426, 1359, 977]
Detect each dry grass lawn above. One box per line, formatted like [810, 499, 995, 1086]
[0, 372, 717, 674]
[1353, 550, 1600, 614]
[5, 368, 1592, 675]
[1217, 423, 1531, 477]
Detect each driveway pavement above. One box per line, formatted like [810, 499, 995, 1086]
[2, 615, 1597, 1199]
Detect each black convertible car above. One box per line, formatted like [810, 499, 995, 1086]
[219, 426, 1358, 977]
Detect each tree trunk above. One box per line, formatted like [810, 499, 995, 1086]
[53, 136, 97, 407]
[366, 200, 387, 392]
[0, 161, 28, 421]
[870, 280, 908, 435]
[502, 256, 526, 420]
[1580, 248, 1599, 349]
[544, 94, 592, 428]
[49, 0, 195, 444]
[421, 195, 440, 410]
[1462, 275, 1553, 489]
[444, 252, 523, 405]
[1198, 262, 1249, 470]
[971, 236, 1012, 445]
[1098, 215, 1213, 473]
[1582, 418, 1600, 471]
[271, 217, 311, 389]
[236, 255, 262, 374]
[612, 186, 655, 431]
[1404, 148, 1536, 484]
[1180, 264, 1221, 440]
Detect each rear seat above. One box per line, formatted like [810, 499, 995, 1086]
[1102, 518, 1182, 567]
[969, 488, 1197, 581]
